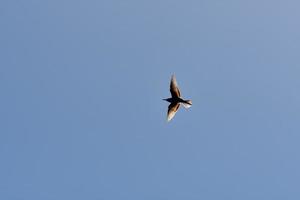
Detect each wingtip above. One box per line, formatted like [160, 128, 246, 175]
[167, 114, 174, 122]
[167, 115, 171, 122]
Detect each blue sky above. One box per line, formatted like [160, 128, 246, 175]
[1, 0, 300, 199]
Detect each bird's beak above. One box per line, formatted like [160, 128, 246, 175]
[162, 98, 167, 101]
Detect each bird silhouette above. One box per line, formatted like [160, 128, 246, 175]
[163, 75, 192, 121]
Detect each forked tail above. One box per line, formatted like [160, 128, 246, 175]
[182, 100, 192, 108]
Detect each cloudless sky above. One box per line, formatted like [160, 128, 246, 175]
[1, 0, 300, 199]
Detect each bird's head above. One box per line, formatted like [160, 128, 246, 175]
[163, 98, 172, 103]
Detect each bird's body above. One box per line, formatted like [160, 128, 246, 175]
[163, 75, 192, 121]
[164, 97, 190, 104]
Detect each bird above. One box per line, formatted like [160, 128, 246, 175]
[163, 75, 192, 121]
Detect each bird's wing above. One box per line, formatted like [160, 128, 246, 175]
[167, 103, 180, 121]
[170, 75, 181, 98]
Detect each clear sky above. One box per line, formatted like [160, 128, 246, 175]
[1, 0, 300, 199]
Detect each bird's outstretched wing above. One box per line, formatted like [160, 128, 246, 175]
[167, 102, 180, 121]
[170, 75, 181, 98]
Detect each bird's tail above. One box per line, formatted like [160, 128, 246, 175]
[182, 100, 192, 108]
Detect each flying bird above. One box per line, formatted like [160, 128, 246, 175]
[163, 75, 192, 121]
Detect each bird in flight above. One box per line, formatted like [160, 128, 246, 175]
[163, 75, 192, 121]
